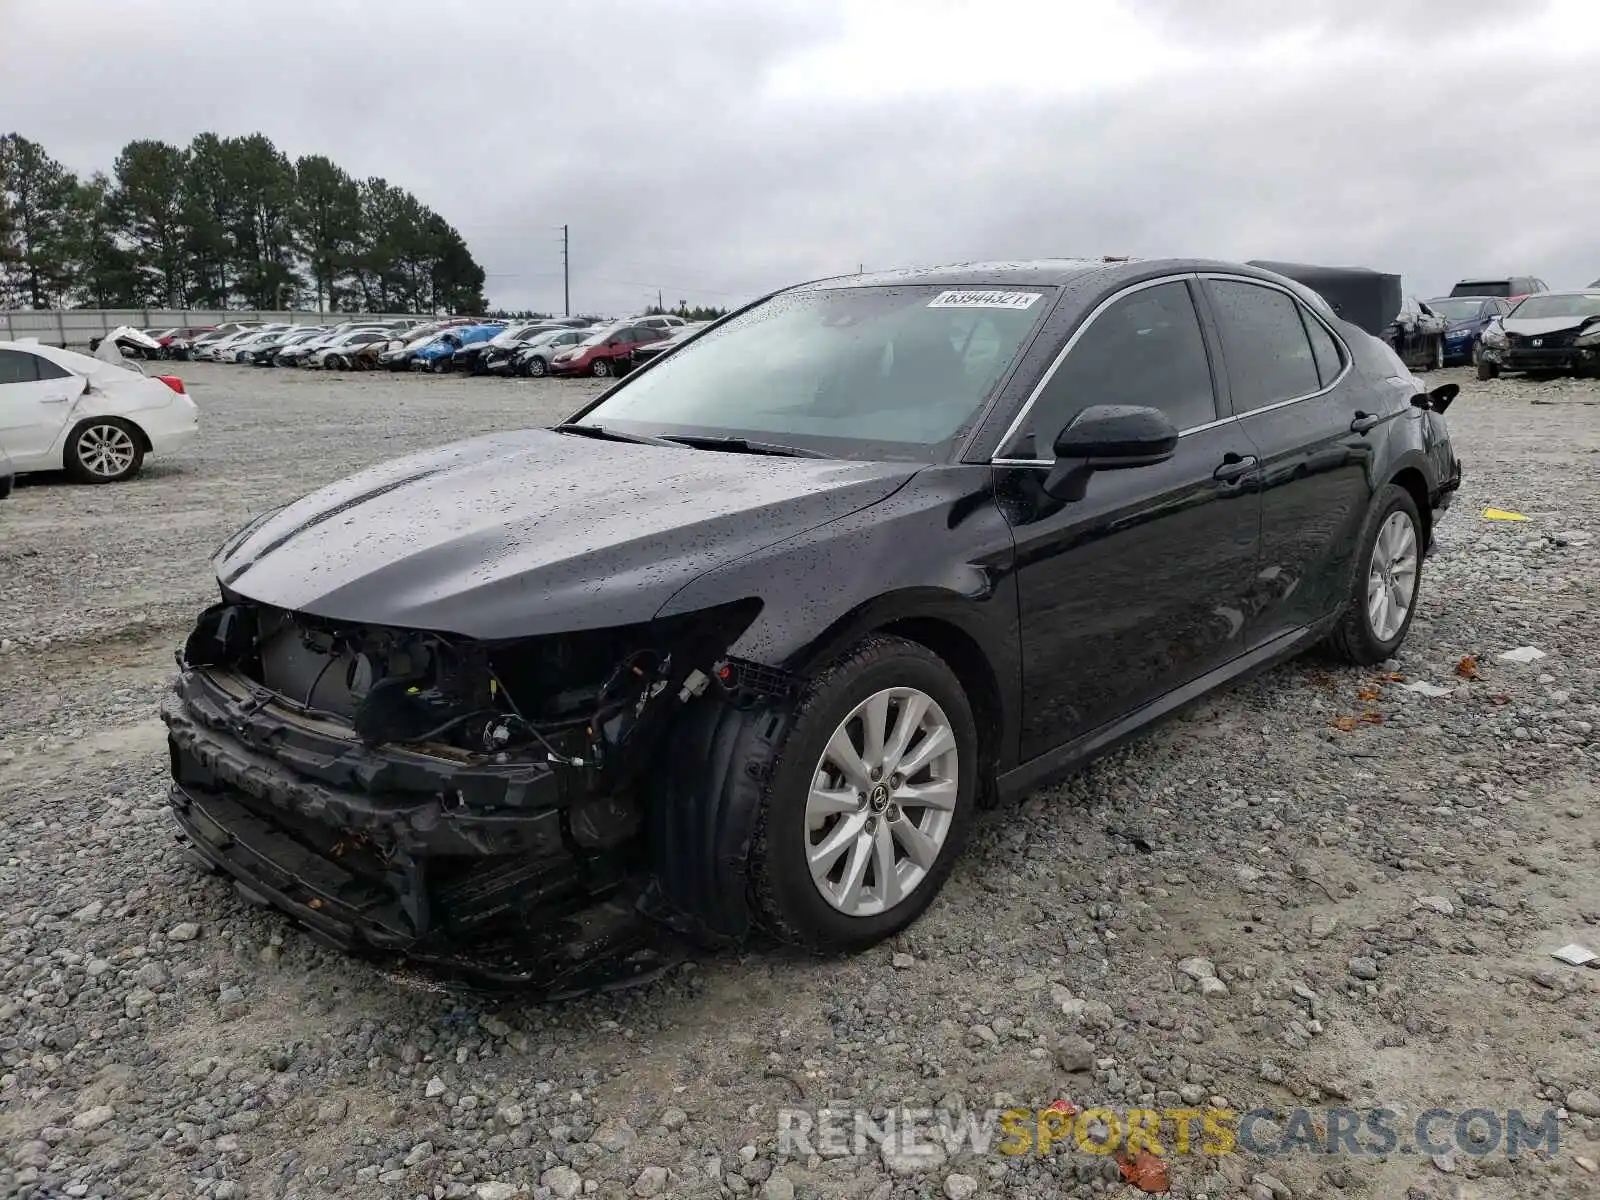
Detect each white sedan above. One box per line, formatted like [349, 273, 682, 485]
[0, 340, 199, 483]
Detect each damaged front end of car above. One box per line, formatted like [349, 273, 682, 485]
[159, 593, 781, 993]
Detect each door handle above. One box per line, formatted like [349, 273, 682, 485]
[1212, 452, 1259, 483]
[1350, 411, 1383, 434]
[41, 393, 71, 404]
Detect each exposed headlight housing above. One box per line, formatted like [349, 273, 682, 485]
[1575, 324, 1600, 346]
[1481, 324, 1508, 348]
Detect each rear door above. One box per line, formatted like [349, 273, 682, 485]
[0, 348, 86, 468]
[996, 277, 1265, 756]
[1199, 275, 1375, 643]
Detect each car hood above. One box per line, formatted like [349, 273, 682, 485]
[1504, 316, 1596, 336]
[215, 428, 917, 639]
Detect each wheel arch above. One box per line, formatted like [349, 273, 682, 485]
[61, 413, 152, 467]
[779, 589, 1017, 790]
[646, 593, 1016, 941]
[1387, 462, 1433, 546]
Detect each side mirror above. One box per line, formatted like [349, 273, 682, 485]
[1043, 404, 1180, 501]
[1410, 383, 1459, 414]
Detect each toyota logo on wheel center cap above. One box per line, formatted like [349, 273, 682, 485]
[868, 784, 890, 812]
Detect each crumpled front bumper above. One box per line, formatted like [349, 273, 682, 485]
[1482, 344, 1598, 371]
[160, 667, 679, 992]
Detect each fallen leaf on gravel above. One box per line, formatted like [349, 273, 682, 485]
[1456, 656, 1479, 679]
[1489, 694, 1512, 706]
[1482, 507, 1528, 521]
[1046, 1099, 1079, 1115]
[1357, 688, 1382, 701]
[1331, 711, 1385, 731]
[1117, 1151, 1170, 1193]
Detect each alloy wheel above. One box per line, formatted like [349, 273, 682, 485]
[1367, 510, 1418, 642]
[528, 357, 547, 377]
[77, 424, 137, 479]
[804, 687, 960, 917]
[592, 359, 611, 377]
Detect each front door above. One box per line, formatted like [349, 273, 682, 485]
[994, 277, 1264, 759]
[0, 348, 85, 468]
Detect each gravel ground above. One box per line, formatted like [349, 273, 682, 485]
[0, 362, 1596, 1200]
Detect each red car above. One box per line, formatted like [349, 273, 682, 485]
[547, 323, 668, 378]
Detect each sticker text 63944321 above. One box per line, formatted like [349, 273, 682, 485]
[927, 290, 1043, 311]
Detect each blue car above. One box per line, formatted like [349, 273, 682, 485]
[1426, 295, 1515, 366]
[410, 324, 505, 372]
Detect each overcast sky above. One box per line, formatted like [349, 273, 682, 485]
[5, 0, 1599, 315]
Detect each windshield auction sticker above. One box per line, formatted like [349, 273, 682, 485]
[927, 290, 1042, 310]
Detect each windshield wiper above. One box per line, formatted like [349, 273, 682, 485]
[661, 434, 826, 459]
[552, 422, 682, 449]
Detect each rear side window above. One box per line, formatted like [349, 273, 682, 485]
[0, 349, 63, 384]
[1302, 312, 1344, 387]
[1207, 280, 1322, 412]
[1011, 279, 1218, 455]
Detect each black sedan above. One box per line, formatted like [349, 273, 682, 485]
[1476, 290, 1600, 379]
[161, 259, 1463, 992]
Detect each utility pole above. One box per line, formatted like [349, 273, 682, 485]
[657, 287, 663, 312]
[561, 224, 570, 317]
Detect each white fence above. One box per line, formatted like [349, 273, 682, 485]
[2, 308, 431, 348]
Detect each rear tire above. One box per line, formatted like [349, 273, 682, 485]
[65, 417, 145, 484]
[1476, 359, 1499, 381]
[748, 636, 978, 952]
[1325, 484, 1423, 665]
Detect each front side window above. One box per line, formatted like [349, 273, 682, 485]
[1002, 280, 1215, 457]
[1207, 280, 1322, 413]
[582, 283, 1054, 460]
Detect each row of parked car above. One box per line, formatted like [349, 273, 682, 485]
[108, 313, 710, 380]
[1381, 274, 1600, 380]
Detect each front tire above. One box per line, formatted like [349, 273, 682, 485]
[65, 418, 145, 484]
[1477, 359, 1499, 381]
[1326, 484, 1423, 665]
[526, 356, 548, 377]
[590, 358, 612, 378]
[749, 636, 977, 952]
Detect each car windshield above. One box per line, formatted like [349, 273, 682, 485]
[1509, 294, 1600, 320]
[1426, 299, 1486, 321]
[1455, 281, 1511, 297]
[580, 283, 1055, 460]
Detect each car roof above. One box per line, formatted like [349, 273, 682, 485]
[804, 257, 1328, 291]
[1513, 289, 1600, 300]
